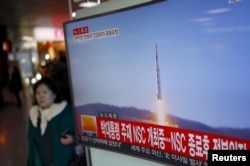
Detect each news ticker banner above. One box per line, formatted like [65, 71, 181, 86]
[77, 115, 250, 165]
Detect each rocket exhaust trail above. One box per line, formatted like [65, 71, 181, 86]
[155, 43, 165, 125]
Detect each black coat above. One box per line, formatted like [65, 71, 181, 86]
[9, 67, 22, 93]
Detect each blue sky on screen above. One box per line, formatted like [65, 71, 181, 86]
[66, 0, 250, 128]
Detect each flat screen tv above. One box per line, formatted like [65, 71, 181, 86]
[64, 0, 250, 165]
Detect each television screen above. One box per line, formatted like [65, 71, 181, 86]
[64, 0, 250, 165]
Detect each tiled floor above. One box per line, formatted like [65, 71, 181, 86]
[0, 85, 33, 166]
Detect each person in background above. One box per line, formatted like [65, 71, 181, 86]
[27, 78, 75, 166]
[8, 65, 23, 106]
[38, 58, 72, 104]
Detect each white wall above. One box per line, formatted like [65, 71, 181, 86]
[90, 147, 169, 166]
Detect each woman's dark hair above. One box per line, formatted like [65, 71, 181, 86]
[32, 77, 62, 104]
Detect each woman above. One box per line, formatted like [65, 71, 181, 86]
[27, 78, 75, 166]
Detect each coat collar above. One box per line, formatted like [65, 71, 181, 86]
[29, 100, 67, 127]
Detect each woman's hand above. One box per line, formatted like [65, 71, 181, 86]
[60, 134, 74, 145]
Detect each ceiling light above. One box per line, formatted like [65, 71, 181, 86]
[45, 54, 50, 60]
[79, 0, 100, 8]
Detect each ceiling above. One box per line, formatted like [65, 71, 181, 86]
[0, 0, 107, 50]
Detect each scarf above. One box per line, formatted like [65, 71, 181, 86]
[38, 108, 50, 135]
[29, 101, 67, 135]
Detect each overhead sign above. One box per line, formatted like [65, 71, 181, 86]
[34, 27, 64, 41]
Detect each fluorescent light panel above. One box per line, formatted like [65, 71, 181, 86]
[79, 0, 100, 8]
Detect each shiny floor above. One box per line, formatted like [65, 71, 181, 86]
[0, 85, 33, 166]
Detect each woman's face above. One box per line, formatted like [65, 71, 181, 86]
[35, 83, 56, 109]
